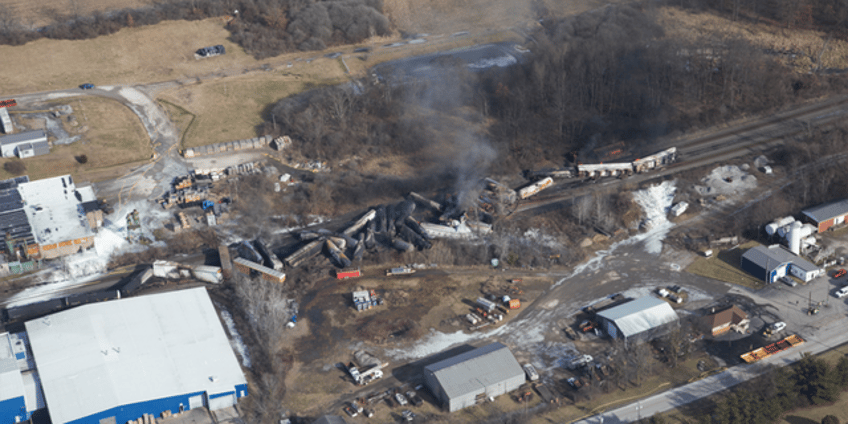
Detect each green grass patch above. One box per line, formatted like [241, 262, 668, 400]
[687, 241, 764, 289]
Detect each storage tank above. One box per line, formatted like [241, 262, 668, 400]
[775, 216, 795, 228]
[788, 223, 802, 255]
[777, 224, 793, 238]
[803, 236, 817, 247]
[765, 222, 780, 236]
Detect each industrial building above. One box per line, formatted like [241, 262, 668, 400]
[802, 199, 848, 233]
[0, 176, 36, 260]
[16, 175, 97, 259]
[0, 108, 13, 134]
[596, 296, 679, 343]
[423, 342, 525, 412]
[0, 130, 48, 158]
[701, 305, 750, 336]
[0, 332, 42, 424]
[741, 244, 823, 283]
[25, 287, 247, 424]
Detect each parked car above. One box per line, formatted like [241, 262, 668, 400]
[79, 83, 94, 90]
[770, 322, 787, 333]
[781, 276, 798, 287]
[401, 410, 415, 421]
[835, 269, 847, 278]
[523, 363, 540, 381]
[835, 287, 848, 298]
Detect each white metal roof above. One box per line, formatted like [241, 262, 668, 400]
[0, 332, 26, 405]
[17, 175, 94, 245]
[425, 342, 524, 400]
[597, 297, 679, 339]
[25, 287, 247, 424]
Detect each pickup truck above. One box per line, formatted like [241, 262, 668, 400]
[395, 392, 408, 406]
[386, 266, 415, 276]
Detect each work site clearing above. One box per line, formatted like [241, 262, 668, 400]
[5, 0, 848, 423]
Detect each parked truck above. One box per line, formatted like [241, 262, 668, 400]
[386, 267, 415, 276]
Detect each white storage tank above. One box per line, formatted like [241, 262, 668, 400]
[765, 222, 779, 236]
[775, 216, 795, 228]
[788, 222, 803, 255]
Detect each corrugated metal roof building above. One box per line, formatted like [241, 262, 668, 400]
[0, 130, 47, 158]
[25, 287, 247, 424]
[424, 342, 524, 412]
[803, 199, 848, 232]
[741, 244, 822, 283]
[596, 297, 679, 343]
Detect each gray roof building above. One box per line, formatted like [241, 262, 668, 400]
[423, 342, 524, 412]
[0, 130, 47, 158]
[596, 296, 679, 341]
[0, 176, 34, 252]
[803, 199, 848, 232]
[741, 244, 822, 283]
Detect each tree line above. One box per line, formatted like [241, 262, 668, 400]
[0, 0, 389, 58]
[705, 353, 848, 423]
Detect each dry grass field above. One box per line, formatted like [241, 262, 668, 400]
[157, 59, 349, 148]
[0, 97, 151, 183]
[384, 0, 622, 35]
[658, 7, 848, 72]
[0, 0, 153, 28]
[0, 18, 257, 95]
[686, 241, 765, 289]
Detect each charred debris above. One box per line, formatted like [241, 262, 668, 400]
[280, 177, 537, 270]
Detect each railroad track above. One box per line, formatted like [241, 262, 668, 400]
[510, 95, 848, 217]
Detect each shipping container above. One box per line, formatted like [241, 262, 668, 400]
[336, 268, 362, 280]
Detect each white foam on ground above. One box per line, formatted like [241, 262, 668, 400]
[219, 309, 252, 368]
[631, 180, 677, 255]
[522, 228, 563, 248]
[694, 165, 757, 197]
[468, 55, 518, 69]
[385, 329, 479, 361]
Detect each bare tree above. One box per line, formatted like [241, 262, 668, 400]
[233, 272, 293, 355]
[572, 195, 593, 226]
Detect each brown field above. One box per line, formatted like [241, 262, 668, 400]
[686, 241, 764, 289]
[658, 7, 848, 72]
[0, 18, 259, 95]
[0, 0, 153, 28]
[157, 62, 348, 148]
[0, 96, 151, 183]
